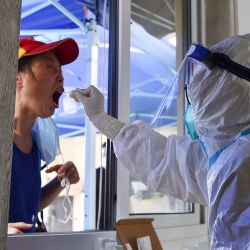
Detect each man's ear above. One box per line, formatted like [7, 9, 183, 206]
[16, 74, 23, 88]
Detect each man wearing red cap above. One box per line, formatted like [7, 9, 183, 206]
[8, 37, 80, 234]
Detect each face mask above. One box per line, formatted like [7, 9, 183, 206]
[33, 117, 61, 165]
[184, 105, 199, 140]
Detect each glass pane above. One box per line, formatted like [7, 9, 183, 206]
[20, 1, 109, 232]
[129, 0, 192, 214]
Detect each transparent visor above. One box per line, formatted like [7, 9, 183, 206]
[150, 42, 250, 135]
[150, 43, 207, 127]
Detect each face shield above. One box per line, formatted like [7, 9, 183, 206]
[150, 44, 213, 128]
[151, 40, 250, 153]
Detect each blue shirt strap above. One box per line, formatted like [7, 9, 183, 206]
[209, 128, 250, 167]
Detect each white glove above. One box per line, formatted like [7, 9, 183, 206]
[70, 85, 124, 140]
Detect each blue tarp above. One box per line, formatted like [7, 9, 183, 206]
[21, 0, 109, 30]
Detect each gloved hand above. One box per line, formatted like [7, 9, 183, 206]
[70, 85, 124, 140]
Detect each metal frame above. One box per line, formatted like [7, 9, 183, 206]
[131, 1, 175, 33]
[102, 0, 119, 230]
[21, 1, 53, 19]
[21, 0, 85, 30]
[47, 0, 85, 30]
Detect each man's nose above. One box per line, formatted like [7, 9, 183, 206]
[58, 74, 64, 86]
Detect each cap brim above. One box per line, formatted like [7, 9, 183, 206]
[24, 38, 79, 65]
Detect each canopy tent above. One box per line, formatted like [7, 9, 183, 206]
[21, 0, 175, 35]
[20, 0, 177, 137]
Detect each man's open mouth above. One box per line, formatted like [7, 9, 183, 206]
[52, 91, 63, 108]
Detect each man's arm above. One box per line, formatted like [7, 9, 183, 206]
[40, 161, 80, 210]
[40, 176, 63, 210]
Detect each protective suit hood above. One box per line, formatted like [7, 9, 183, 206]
[188, 34, 250, 158]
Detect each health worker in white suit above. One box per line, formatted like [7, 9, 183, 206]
[70, 34, 250, 250]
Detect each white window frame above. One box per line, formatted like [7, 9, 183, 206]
[116, 0, 208, 243]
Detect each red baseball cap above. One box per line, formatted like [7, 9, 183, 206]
[18, 37, 79, 65]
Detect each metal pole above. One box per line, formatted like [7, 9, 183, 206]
[83, 13, 98, 230]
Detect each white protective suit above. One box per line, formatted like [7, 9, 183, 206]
[70, 34, 250, 250]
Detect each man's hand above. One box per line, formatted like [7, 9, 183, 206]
[45, 161, 80, 184]
[8, 222, 33, 234]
